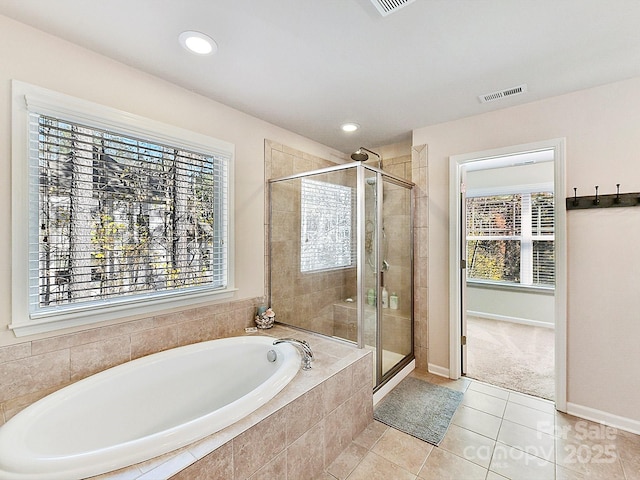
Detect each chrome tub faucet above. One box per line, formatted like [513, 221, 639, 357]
[273, 338, 314, 370]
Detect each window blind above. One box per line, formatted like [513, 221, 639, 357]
[467, 194, 522, 238]
[29, 113, 228, 315]
[531, 192, 555, 285]
[466, 192, 554, 287]
[300, 178, 354, 272]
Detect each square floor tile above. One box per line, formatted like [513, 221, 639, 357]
[327, 442, 368, 480]
[503, 401, 555, 435]
[372, 427, 432, 474]
[467, 381, 510, 400]
[490, 444, 555, 480]
[418, 447, 487, 480]
[345, 451, 416, 480]
[439, 424, 496, 469]
[452, 405, 502, 439]
[497, 419, 555, 461]
[462, 389, 507, 418]
[508, 391, 555, 414]
[352, 421, 388, 450]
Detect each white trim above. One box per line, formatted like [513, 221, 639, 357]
[466, 311, 554, 329]
[466, 182, 553, 198]
[428, 363, 451, 378]
[566, 402, 640, 436]
[373, 359, 415, 405]
[449, 139, 567, 411]
[11, 80, 236, 337]
[22, 83, 234, 158]
[467, 279, 554, 294]
[10, 289, 238, 337]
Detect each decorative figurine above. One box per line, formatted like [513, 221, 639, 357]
[255, 307, 276, 329]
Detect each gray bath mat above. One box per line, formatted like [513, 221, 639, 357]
[374, 376, 463, 446]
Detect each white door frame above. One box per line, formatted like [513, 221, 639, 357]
[448, 139, 567, 412]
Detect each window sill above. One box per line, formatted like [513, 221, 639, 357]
[466, 279, 554, 295]
[10, 287, 238, 337]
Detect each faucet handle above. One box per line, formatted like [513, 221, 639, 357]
[273, 337, 314, 369]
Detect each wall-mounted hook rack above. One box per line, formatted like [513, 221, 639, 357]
[566, 184, 640, 210]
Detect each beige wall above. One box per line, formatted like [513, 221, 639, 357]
[0, 15, 345, 347]
[414, 76, 640, 424]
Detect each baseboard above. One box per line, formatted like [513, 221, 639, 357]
[467, 311, 554, 329]
[373, 359, 415, 406]
[567, 402, 640, 436]
[427, 363, 450, 378]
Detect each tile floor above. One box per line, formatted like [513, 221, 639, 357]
[321, 371, 640, 480]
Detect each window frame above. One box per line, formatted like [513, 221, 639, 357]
[465, 183, 555, 290]
[11, 81, 236, 337]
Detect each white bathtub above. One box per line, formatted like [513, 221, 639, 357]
[0, 335, 301, 480]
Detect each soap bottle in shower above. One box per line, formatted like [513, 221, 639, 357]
[381, 287, 388, 308]
[390, 292, 398, 310]
[367, 288, 376, 306]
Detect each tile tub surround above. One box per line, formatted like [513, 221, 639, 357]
[0, 297, 263, 425]
[83, 325, 373, 479]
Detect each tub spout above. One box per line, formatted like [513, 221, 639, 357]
[273, 338, 314, 370]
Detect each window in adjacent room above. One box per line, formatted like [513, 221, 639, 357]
[11, 81, 234, 336]
[466, 191, 554, 287]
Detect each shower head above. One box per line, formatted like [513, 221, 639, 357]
[366, 178, 376, 186]
[351, 147, 382, 169]
[351, 149, 369, 162]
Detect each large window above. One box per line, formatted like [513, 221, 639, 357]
[300, 178, 354, 272]
[11, 82, 234, 335]
[466, 191, 554, 287]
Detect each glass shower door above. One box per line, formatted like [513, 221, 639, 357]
[380, 176, 413, 380]
[362, 169, 379, 384]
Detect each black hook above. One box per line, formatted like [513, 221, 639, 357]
[615, 184, 621, 204]
[573, 187, 579, 207]
[593, 185, 599, 206]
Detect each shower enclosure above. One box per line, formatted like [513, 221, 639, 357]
[268, 162, 413, 390]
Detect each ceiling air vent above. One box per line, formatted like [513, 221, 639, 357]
[479, 84, 528, 103]
[370, 0, 417, 16]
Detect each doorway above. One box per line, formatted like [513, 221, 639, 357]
[449, 139, 567, 410]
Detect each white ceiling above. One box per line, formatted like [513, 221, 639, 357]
[2, 0, 640, 154]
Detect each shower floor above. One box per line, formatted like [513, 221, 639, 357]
[365, 345, 407, 383]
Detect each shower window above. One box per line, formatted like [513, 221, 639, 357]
[300, 178, 354, 272]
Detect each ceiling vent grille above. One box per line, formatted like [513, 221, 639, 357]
[479, 84, 528, 103]
[370, 0, 417, 16]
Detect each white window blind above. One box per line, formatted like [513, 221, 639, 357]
[300, 178, 354, 272]
[531, 192, 555, 285]
[29, 113, 229, 317]
[466, 192, 554, 287]
[11, 82, 234, 336]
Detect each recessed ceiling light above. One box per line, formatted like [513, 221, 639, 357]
[179, 31, 217, 56]
[341, 123, 360, 133]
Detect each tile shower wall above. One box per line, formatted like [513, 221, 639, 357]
[0, 298, 260, 425]
[411, 145, 429, 371]
[266, 140, 429, 370]
[380, 152, 413, 314]
[265, 140, 355, 337]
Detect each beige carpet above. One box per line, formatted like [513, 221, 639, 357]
[466, 316, 555, 400]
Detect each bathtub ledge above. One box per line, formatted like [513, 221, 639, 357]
[88, 324, 373, 480]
